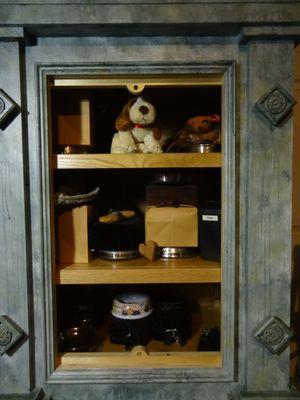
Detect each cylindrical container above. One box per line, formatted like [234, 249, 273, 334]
[89, 214, 143, 261]
[197, 327, 221, 351]
[152, 297, 192, 346]
[199, 202, 221, 261]
[65, 302, 98, 329]
[109, 292, 153, 350]
[58, 325, 102, 352]
[172, 141, 216, 153]
[159, 247, 199, 259]
[146, 173, 197, 207]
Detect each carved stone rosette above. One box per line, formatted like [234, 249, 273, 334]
[0, 315, 24, 356]
[253, 316, 293, 354]
[0, 89, 19, 130]
[254, 84, 296, 126]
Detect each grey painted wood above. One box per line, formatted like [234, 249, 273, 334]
[37, 61, 235, 383]
[0, 388, 46, 400]
[0, 0, 297, 4]
[23, 34, 297, 399]
[23, 38, 238, 398]
[233, 391, 300, 400]
[238, 47, 248, 389]
[0, 42, 33, 394]
[0, 5, 297, 398]
[0, 28, 25, 41]
[239, 26, 300, 44]
[242, 42, 294, 391]
[0, 3, 300, 28]
[43, 381, 240, 400]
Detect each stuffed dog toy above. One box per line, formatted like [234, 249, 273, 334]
[110, 96, 163, 153]
[167, 114, 221, 152]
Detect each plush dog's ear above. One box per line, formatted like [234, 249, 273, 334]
[115, 99, 136, 131]
[152, 126, 161, 140]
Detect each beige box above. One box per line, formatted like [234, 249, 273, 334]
[58, 205, 92, 263]
[145, 206, 198, 247]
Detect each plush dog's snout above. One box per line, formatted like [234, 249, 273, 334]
[139, 105, 149, 115]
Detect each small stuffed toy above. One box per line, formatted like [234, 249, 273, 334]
[167, 114, 221, 152]
[111, 96, 163, 153]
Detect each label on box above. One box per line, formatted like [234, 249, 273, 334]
[202, 215, 218, 222]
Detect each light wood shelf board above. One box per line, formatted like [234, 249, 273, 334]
[53, 75, 223, 88]
[53, 153, 222, 169]
[58, 351, 221, 369]
[57, 257, 221, 284]
[57, 314, 222, 370]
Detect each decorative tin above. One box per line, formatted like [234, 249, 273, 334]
[109, 293, 153, 349]
[111, 293, 152, 320]
[90, 213, 143, 260]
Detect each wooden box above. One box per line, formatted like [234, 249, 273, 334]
[58, 205, 92, 264]
[54, 95, 92, 146]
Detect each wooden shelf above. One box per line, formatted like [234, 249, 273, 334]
[57, 257, 221, 284]
[57, 312, 222, 369]
[53, 153, 222, 169]
[58, 351, 221, 369]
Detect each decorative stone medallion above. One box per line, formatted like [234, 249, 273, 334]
[0, 324, 12, 347]
[253, 316, 293, 354]
[0, 315, 24, 356]
[254, 84, 296, 126]
[0, 97, 5, 115]
[0, 89, 20, 130]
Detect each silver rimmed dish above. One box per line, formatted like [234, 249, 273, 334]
[159, 247, 199, 259]
[97, 249, 141, 261]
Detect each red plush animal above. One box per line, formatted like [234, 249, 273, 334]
[167, 114, 221, 152]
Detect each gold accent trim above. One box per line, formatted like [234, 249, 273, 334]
[52, 75, 223, 88]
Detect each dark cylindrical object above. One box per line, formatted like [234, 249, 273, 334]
[199, 203, 221, 261]
[89, 215, 143, 259]
[109, 292, 153, 350]
[152, 297, 192, 346]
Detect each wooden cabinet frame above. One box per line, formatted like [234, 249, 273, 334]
[36, 62, 236, 383]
